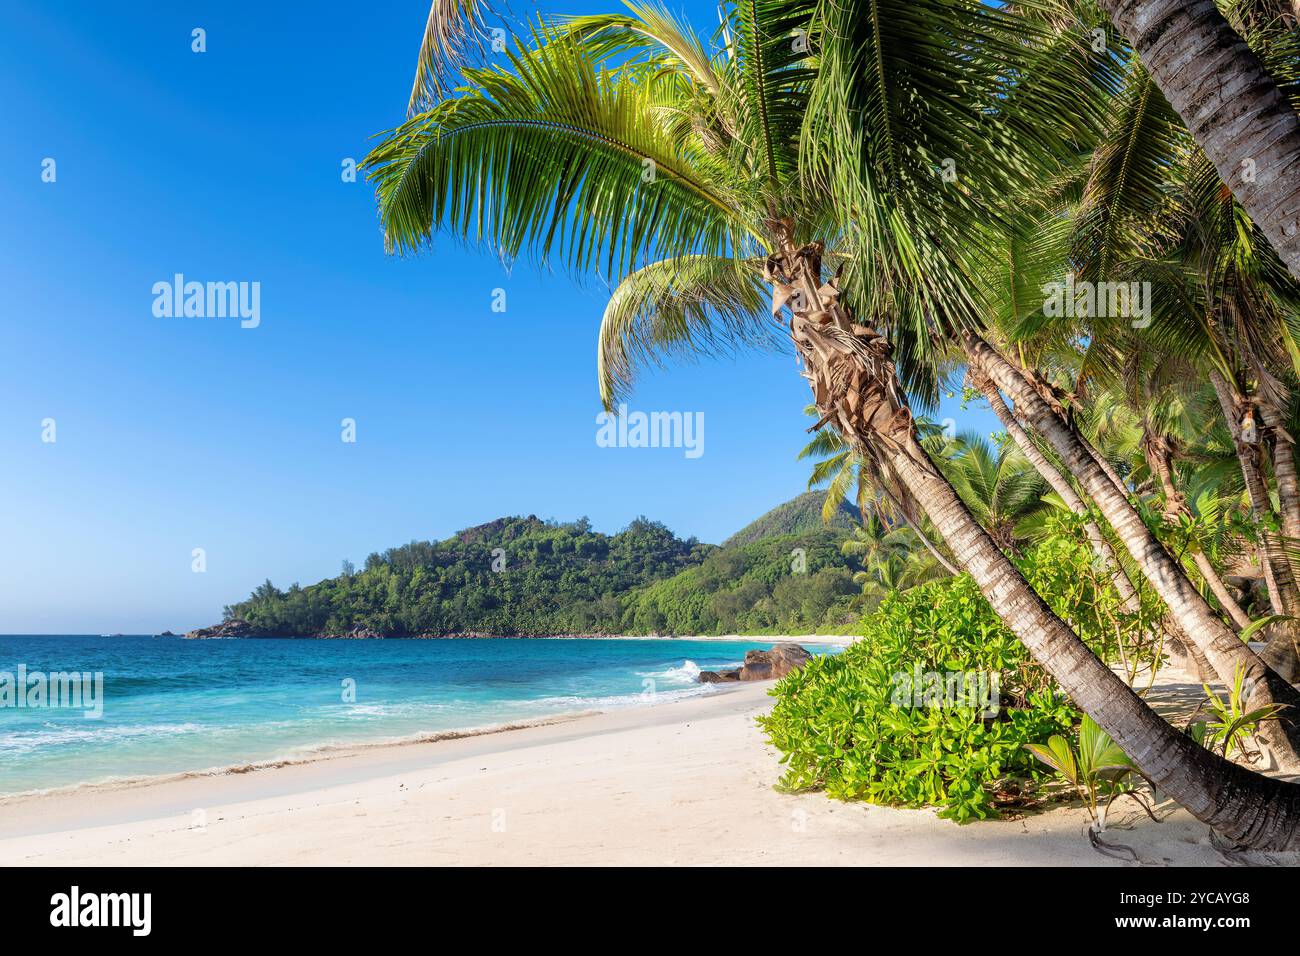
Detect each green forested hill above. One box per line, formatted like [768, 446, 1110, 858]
[213, 498, 863, 638]
[621, 529, 858, 634]
[722, 491, 861, 548]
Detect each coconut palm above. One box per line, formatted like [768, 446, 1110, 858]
[841, 513, 947, 604]
[1095, 0, 1300, 280]
[1079, 42, 1300, 674]
[867, 0, 1300, 700]
[798, 407, 959, 573]
[937, 433, 1050, 554]
[366, 0, 1300, 848]
[959, 20, 1300, 748]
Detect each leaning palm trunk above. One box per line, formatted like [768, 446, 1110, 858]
[767, 225, 1300, 847]
[1144, 432, 1253, 632]
[887, 437, 1300, 848]
[969, 367, 1140, 611]
[965, 334, 1300, 768]
[1260, 403, 1300, 565]
[1192, 556, 1252, 631]
[1096, 0, 1300, 281]
[985, 368, 1219, 678]
[1142, 433, 1248, 681]
[1258, 400, 1300, 677]
[1077, 421, 1130, 498]
[1209, 369, 1298, 616]
[1209, 371, 1300, 679]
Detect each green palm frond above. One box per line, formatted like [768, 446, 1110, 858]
[822, 459, 857, 523]
[804, 451, 848, 490]
[974, 212, 1074, 340]
[366, 24, 756, 282]
[802, 0, 1115, 403]
[725, 0, 818, 198]
[597, 254, 773, 407]
[565, 2, 724, 97]
[797, 415, 845, 461]
[939, 431, 1048, 548]
[1073, 66, 1188, 283]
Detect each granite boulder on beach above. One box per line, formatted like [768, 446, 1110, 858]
[698, 643, 812, 683]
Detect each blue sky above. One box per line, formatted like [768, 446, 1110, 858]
[0, 0, 997, 633]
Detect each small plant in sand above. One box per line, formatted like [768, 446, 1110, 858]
[1025, 716, 1152, 833]
[1188, 663, 1286, 765]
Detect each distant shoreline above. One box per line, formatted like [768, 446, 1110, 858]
[590, 633, 855, 646]
[180, 627, 857, 645]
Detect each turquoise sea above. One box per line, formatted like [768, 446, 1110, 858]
[0, 635, 814, 796]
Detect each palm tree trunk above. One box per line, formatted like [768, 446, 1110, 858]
[1193, 554, 1253, 631]
[1079, 427, 1129, 498]
[1209, 370, 1300, 681]
[769, 231, 1300, 845]
[1144, 431, 1253, 631]
[1258, 399, 1300, 676]
[884, 432, 1300, 849]
[971, 369, 1140, 610]
[965, 333, 1300, 767]
[1144, 434, 1222, 681]
[1096, 0, 1300, 280]
[1210, 370, 1293, 609]
[1261, 404, 1300, 561]
[1014, 365, 1130, 495]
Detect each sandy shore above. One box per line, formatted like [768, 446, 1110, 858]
[1, 671, 1294, 867]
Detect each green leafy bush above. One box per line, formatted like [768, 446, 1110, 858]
[1022, 512, 1165, 678]
[759, 572, 1080, 822]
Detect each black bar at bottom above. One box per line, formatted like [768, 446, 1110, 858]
[0, 866, 1279, 940]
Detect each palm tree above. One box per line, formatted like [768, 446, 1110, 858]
[897, 4, 1288, 695]
[1142, 425, 1255, 630]
[798, 407, 959, 573]
[366, 0, 1300, 848]
[1095, 0, 1300, 280]
[958, 26, 1300, 750]
[936, 433, 1050, 554]
[960, 307, 1141, 606]
[840, 513, 946, 604]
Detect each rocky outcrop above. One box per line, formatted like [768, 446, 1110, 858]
[698, 668, 741, 683]
[331, 625, 383, 639]
[698, 643, 812, 683]
[185, 620, 262, 639]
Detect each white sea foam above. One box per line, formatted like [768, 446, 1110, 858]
[636, 659, 732, 686]
[0, 721, 204, 755]
[513, 684, 715, 713]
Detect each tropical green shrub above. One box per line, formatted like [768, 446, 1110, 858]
[1020, 511, 1166, 679]
[758, 524, 1169, 821]
[759, 573, 1078, 822]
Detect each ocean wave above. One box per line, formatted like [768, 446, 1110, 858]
[506, 684, 715, 713]
[636, 659, 703, 685]
[0, 679, 735, 800]
[0, 721, 204, 755]
[0, 712, 597, 801]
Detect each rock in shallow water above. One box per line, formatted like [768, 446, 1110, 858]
[698, 643, 812, 683]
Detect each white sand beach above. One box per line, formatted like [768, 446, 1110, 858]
[1, 665, 1294, 867]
